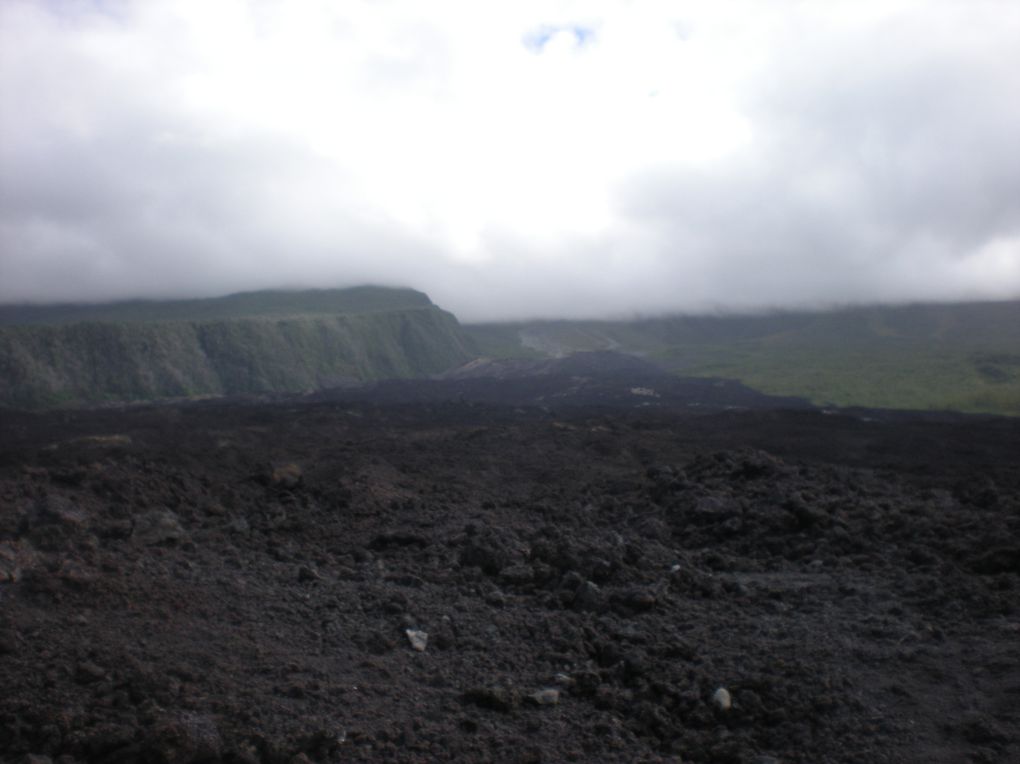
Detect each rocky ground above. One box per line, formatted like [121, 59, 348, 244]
[1, 365, 1018, 763]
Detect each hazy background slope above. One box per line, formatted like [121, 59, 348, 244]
[2, 287, 1017, 415]
[0, 288, 475, 408]
[465, 300, 1020, 416]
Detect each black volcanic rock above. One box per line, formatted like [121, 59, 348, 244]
[443, 350, 669, 380]
[0, 395, 1017, 762]
[318, 350, 812, 411]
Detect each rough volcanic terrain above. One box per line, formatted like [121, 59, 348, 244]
[1, 365, 1018, 763]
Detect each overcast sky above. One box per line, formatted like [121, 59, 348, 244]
[1, 0, 1019, 321]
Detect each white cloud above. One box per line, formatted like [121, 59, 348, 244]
[1, 0, 1018, 319]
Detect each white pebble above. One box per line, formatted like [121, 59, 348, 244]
[711, 687, 732, 711]
[530, 688, 560, 705]
[405, 629, 428, 652]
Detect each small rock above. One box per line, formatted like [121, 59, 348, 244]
[572, 580, 606, 613]
[21, 755, 54, 764]
[297, 566, 319, 583]
[271, 463, 303, 489]
[95, 519, 133, 540]
[57, 559, 96, 588]
[0, 541, 29, 583]
[79, 723, 136, 757]
[570, 670, 601, 696]
[737, 688, 764, 715]
[147, 712, 222, 764]
[0, 628, 20, 655]
[970, 546, 1020, 575]
[959, 713, 1008, 744]
[786, 495, 827, 528]
[691, 495, 738, 522]
[133, 510, 186, 546]
[405, 629, 428, 652]
[229, 517, 251, 535]
[528, 688, 560, 706]
[459, 540, 509, 576]
[499, 564, 535, 586]
[433, 619, 457, 650]
[711, 687, 732, 711]
[76, 660, 106, 684]
[614, 588, 657, 614]
[30, 495, 87, 528]
[484, 590, 506, 607]
[635, 516, 672, 542]
[461, 687, 518, 712]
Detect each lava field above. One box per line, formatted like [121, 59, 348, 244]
[1, 370, 1018, 763]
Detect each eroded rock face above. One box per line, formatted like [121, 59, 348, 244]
[0, 289, 476, 408]
[0, 399, 1017, 763]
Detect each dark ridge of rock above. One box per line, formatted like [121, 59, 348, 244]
[314, 350, 813, 411]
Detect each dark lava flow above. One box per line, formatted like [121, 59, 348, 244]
[1, 360, 1018, 763]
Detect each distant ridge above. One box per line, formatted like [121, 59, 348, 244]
[3, 288, 1018, 415]
[0, 286, 432, 326]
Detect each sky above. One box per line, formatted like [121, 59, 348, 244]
[1, 0, 1019, 321]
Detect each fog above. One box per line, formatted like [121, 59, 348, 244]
[1, 0, 1018, 321]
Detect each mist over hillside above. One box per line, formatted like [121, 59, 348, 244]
[0, 286, 1017, 415]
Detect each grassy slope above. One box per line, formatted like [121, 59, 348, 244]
[0, 288, 475, 408]
[464, 301, 1020, 416]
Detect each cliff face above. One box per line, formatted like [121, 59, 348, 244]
[0, 296, 476, 408]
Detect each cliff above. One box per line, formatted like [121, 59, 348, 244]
[0, 289, 476, 408]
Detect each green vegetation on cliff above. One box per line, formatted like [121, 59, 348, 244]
[0, 288, 475, 408]
[465, 300, 1020, 416]
[0, 286, 433, 326]
[5, 286, 1017, 415]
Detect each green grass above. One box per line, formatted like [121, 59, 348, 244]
[466, 300, 1020, 416]
[652, 343, 1020, 415]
